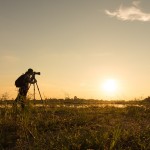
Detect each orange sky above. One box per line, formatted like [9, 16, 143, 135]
[1, 0, 150, 100]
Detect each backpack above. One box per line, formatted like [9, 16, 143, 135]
[15, 74, 26, 87]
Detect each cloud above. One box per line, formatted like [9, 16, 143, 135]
[105, 1, 150, 21]
[132, 0, 141, 7]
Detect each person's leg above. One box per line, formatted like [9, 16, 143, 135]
[20, 87, 28, 109]
[14, 88, 22, 108]
[13, 88, 22, 112]
[15, 90, 20, 103]
[13, 93, 19, 109]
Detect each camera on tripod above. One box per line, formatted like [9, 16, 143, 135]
[30, 71, 43, 101]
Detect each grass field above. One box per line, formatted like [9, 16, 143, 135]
[0, 98, 150, 150]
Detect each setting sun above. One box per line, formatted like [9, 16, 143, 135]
[102, 79, 118, 94]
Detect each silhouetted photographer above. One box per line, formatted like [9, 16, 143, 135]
[14, 68, 40, 109]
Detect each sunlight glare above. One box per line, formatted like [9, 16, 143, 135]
[102, 79, 118, 94]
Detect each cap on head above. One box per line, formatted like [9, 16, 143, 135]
[27, 68, 33, 74]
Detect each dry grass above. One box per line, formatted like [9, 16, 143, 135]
[0, 99, 150, 150]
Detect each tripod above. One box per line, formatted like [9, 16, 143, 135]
[31, 78, 43, 104]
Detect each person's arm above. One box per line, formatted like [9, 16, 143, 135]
[24, 74, 36, 84]
[29, 75, 37, 84]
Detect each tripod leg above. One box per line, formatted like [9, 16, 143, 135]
[35, 82, 43, 101]
[33, 83, 36, 104]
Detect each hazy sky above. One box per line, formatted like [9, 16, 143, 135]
[1, 0, 150, 100]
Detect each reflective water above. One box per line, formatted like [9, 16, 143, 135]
[0, 103, 144, 108]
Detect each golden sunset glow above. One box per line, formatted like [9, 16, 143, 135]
[101, 79, 118, 95]
[1, 1, 150, 100]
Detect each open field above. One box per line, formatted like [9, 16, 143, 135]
[0, 99, 150, 150]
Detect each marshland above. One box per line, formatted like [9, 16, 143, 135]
[0, 97, 150, 150]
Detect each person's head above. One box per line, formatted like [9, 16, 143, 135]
[26, 68, 33, 75]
